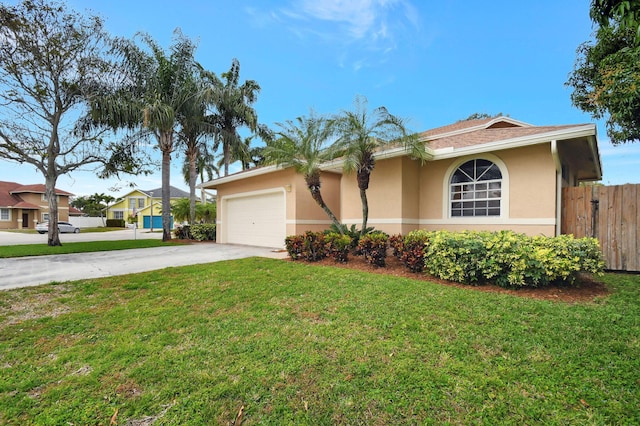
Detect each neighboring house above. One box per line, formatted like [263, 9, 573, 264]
[202, 116, 602, 248]
[107, 186, 190, 229]
[0, 181, 73, 230]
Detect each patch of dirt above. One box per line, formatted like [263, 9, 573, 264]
[293, 255, 609, 303]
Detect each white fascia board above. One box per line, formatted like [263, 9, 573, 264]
[431, 124, 597, 160]
[199, 165, 283, 189]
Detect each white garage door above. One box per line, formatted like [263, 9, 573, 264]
[224, 191, 286, 248]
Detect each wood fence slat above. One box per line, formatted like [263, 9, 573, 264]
[621, 184, 637, 271]
[561, 184, 639, 271]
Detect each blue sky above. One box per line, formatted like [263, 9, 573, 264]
[1, 0, 639, 197]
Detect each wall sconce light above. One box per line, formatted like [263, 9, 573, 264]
[284, 184, 292, 192]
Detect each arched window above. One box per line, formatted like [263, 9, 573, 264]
[450, 159, 502, 217]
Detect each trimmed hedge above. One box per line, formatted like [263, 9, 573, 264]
[106, 219, 125, 228]
[423, 230, 605, 288]
[190, 224, 216, 241]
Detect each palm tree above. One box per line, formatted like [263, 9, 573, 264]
[176, 68, 218, 224]
[90, 30, 199, 241]
[210, 58, 265, 176]
[264, 113, 342, 230]
[334, 95, 427, 235]
[181, 143, 219, 204]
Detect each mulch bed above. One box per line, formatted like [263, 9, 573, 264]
[291, 254, 609, 303]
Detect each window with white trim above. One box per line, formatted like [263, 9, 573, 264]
[450, 159, 502, 217]
[0, 208, 9, 221]
[113, 211, 124, 220]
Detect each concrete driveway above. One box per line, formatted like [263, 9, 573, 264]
[0, 230, 287, 290]
[0, 228, 162, 246]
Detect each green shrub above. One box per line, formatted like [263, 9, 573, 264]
[400, 230, 431, 273]
[328, 223, 376, 253]
[285, 231, 326, 262]
[190, 224, 216, 241]
[285, 235, 304, 260]
[388, 234, 404, 258]
[357, 232, 388, 267]
[423, 230, 605, 288]
[106, 219, 125, 228]
[174, 225, 192, 239]
[325, 232, 352, 263]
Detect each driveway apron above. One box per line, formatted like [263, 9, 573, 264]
[0, 243, 287, 291]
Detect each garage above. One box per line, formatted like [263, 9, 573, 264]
[223, 190, 286, 248]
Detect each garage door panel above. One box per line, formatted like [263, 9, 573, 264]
[225, 191, 285, 248]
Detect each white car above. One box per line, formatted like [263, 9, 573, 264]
[36, 221, 80, 234]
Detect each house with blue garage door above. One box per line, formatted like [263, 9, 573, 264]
[107, 186, 189, 229]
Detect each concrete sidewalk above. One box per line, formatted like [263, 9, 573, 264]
[0, 243, 288, 291]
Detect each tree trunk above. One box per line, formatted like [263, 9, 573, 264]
[160, 131, 173, 242]
[306, 174, 342, 232]
[45, 173, 61, 246]
[357, 169, 370, 235]
[188, 145, 197, 225]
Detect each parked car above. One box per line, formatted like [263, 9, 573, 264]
[36, 221, 80, 234]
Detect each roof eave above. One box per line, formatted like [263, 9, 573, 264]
[431, 124, 598, 160]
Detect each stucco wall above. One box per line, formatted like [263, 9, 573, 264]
[339, 144, 558, 236]
[418, 143, 557, 236]
[215, 168, 341, 237]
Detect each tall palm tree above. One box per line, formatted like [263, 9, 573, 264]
[334, 95, 427, 235]
[176, 68, 218, 224]
[181, 143, 219, 203]
[90, 30, 199, 241]
[264, 113, 342, 230]
[210, 58, 265, 176]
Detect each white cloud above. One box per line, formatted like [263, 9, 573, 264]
[246, 1, 420, 72]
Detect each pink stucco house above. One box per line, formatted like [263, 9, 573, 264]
[202, 116, 602, 248]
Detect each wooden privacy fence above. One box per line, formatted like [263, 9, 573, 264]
[562, 184, 639, 272]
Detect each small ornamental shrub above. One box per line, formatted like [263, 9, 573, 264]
[400, 230, 431, 273]
[285, 231, 327, 262]
[190, 224, 216, 241]
[285, 235, 304, 260]
[174, 225, 191, 239]
[388, 234, 404, 258]
[357, 232, 388, 267]
[329, 223, 376, 253]
[325, 232, 352, 263]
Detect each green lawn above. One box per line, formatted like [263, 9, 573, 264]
[0, 239, 172, 258]
[5, 227, 125, 234]
[0, 258, 638, 425]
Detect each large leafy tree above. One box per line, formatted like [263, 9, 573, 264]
[71, 193, 114, 217]
[264, 113, 342, 230]
[210, 58, 267, 176]
[90, 30, 199, 241]
[0, 0, 118, 246]
[568, 0, 640, 144]
[333, 95, 427, 235]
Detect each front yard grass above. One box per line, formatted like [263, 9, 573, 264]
[0, 258, 638, 424]
[0, 239, 173, 258]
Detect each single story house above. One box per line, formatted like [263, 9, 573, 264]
[107, 186, 189, 229]
[202, 116, 602, 248]
[0, 181, 73, 230]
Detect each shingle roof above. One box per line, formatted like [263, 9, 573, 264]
[425, 124, 582, 150]
[0, 181, 73, 208]
[141, 186, 190, 199]
[9, 183, 73, 196]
